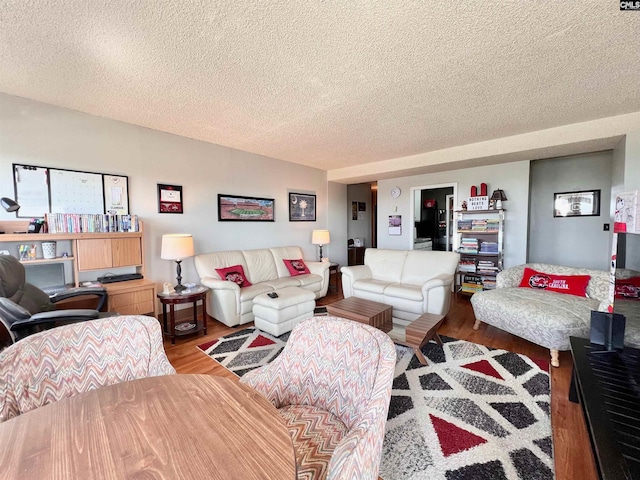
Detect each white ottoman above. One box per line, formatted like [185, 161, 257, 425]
[253, 287, 316, 336]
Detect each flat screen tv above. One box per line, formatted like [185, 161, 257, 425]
[613, 233, 640, 323]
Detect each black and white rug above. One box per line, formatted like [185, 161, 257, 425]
[198, 330, 554, 479]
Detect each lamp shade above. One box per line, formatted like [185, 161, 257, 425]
[312, 230, 331, 245]
[1, 197, 20, 213]
[161, 234, 194, 260]
[491, 189, 507, 201]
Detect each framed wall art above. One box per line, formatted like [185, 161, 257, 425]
[218, 194, 275, 221]
[553, 190, 601, 217]
[289, 193, 316, 221]
[158, 184, 183, 214]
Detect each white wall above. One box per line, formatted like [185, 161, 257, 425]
[327, 181, 348, 267]
[0, 94, 328, 289]
[528, 151, 612, 270]
[377, 161, 530, 269]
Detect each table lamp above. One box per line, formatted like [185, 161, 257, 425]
[491, 189, 507, 209]
[312, 229, 331, 262]
[1, 197, 20, 213]
[161, 234, 195, 293]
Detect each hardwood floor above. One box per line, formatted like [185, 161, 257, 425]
[163, 288, 598, 480]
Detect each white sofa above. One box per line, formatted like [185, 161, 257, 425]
[194, 246, 329, 327]
[470, 263, 609, 367]
[340, 248, 460, 327]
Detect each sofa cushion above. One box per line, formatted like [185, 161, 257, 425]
[364, 249, 407, 283]
[279, 404, 348, 480]
[243, 249, 278, 284]
[283, 259, 310, 276]
[270, 246, 306, 278]
[261, 277, 300, 290]
[194, 250, 248, 280]
[353, 279, 393, 295]
[215, 265, 252, 287]
[519, 267, 590, 297]
[384, 283, 424, 301]
[402, 250, 461, 286]
[238, 284, 273, 302]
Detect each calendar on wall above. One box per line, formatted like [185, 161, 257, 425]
[12, 164, 129, 218]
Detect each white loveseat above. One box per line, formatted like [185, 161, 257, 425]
[340, 248, 460, 327]
[194, 246, 329, 327]
[470, 263, 609, 367]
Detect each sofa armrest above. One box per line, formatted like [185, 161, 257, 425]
[199, 276, 240, 291]
[496, 266, 525, 288]
[305, 261, 330, 297]
[421, 274, 454, 316]
[340, 265, 372, 298]
[421, 274, 453, 292]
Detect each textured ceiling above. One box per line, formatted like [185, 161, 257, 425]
[1, 1, 639, 180]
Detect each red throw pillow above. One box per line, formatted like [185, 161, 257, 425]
[615, 276, 640, 299]
[283, 259, 310, 276]
[215, 265, 252, 287]
[519, 267, 590, 297]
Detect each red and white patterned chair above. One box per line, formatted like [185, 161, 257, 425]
[240, 316, 396, 480]
[0, 315, 175, 423]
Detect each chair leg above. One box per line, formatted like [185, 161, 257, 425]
[550, 349, 560, 368]
[473, 319, 481, 330]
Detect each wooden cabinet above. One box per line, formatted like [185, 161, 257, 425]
[0, 220, 155, 316]
[348, 246, 365, 266]
[106, 279, 156, 316]
[455, 209, 505, 294]
[77, 237, 142, 271]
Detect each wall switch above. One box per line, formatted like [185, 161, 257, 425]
[393, 206, 397, 212]
[604, 223, 610, 231]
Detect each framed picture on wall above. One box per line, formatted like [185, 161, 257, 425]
[103, 174, 130, 215]
[289, 193, 316, 221]
[218, 194, 275, 221]
[553, 190, 601, 217]
[158, 184, 183, 214]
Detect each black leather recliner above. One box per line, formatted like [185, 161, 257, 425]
[0, 255, 114, 345]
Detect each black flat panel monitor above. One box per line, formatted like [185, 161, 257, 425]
[23, 262, 68, 294]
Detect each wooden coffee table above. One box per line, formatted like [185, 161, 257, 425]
[388, 312, 446, 365]
[326, 297, 393, 333]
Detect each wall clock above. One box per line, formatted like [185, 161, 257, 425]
[390, 186, 401, 199]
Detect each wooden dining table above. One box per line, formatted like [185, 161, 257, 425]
[0, 374, 297, 479]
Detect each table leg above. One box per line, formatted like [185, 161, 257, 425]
[169, 304, 176, 345]
[162, 303, 168, 335]
[201, 299, 207, 335]
[569, 367, 579, 403]
[192, 301, 197, 325]
[414, 348, 429, 366]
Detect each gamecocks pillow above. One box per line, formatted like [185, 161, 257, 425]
[283, 259, 310, 276]
[215, 265, 252, 287]
[519, 267, 590, 297]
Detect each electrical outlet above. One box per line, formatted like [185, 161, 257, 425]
[604, 223, 610, 231]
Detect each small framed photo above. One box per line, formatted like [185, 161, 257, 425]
[218, 194, 275, 221]
[289, 193, 316, 222]
[554, 190, 601, 217]
[158, 184, 183, 214]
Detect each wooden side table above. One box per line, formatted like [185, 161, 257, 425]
[157, 286, 208, 344]
[388, 312, 445, 365]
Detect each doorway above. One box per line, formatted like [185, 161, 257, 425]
[411, 184, 456, 251]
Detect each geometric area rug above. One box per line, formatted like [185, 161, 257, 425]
[198, 329, 555, 480]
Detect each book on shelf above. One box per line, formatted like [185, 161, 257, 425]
[479, 241, 499, 253]
[45, 213, 139, 234]
[458, 238, 479, 254]
[459, 256, 477, 273]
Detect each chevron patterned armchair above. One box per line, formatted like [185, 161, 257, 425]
[241, 316, 396, 480]
[0, 315, 175, 423]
